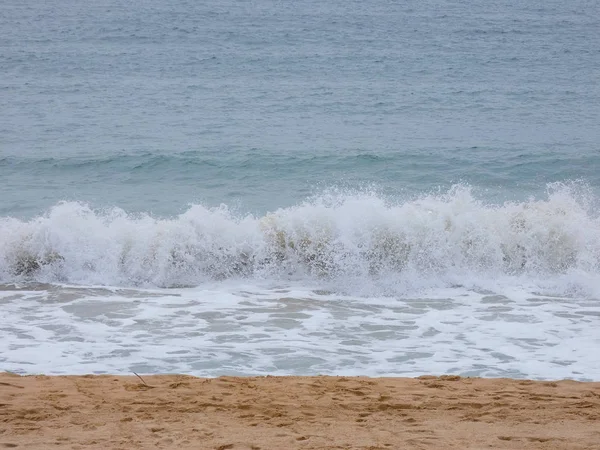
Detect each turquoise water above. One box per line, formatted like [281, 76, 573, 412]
[1, 0, 600, 379]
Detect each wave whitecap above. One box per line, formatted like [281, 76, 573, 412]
[1, 184, 599, 295]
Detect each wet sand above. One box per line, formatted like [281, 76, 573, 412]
[1, 373, 599, 449]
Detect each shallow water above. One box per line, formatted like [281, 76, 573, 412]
[1, 284, 598, 380]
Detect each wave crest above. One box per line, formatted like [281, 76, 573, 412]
[1, 184, 599, 292]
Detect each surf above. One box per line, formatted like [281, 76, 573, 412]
[1, 183, 599, 296]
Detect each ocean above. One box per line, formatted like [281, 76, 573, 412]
[1, 0, 600, 380]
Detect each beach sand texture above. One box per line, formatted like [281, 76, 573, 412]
[1, 373, 600, 449]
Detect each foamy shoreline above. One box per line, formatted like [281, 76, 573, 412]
[2, 373, 599, 449]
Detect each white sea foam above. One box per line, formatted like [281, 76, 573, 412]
[1, 183, 599, 297]
[2, 184, 599, 379]
[1, 283, 599, 380]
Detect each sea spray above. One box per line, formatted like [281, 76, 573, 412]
[1, 184, 599, 295]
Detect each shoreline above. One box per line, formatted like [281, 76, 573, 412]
[2, 373, 600, 449]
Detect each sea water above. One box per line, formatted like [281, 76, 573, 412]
[1, 0, 600, 380]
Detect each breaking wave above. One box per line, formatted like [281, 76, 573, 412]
[1, 183, 599, 295]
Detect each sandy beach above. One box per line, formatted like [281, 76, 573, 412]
[1, 374, 599, 449]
